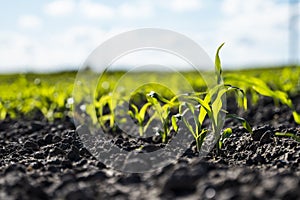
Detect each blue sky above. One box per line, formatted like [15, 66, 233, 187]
[0, 0, 298, 73]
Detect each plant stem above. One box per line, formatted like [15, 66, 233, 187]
[139, 126, 143, 137]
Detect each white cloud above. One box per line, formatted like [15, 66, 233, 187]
[44, 0, 75, 16]
[79, 0, 114, 19]
[119, 2, 154, 19]
[18, 15, 42, 29]
[218, 0, 290, 67]
[0, 26, 125, 72]
[79, 1, 154, 20]
[221, 0, 289, 32]
[169, 0, 201, 12]
[0, 32, 35, 69]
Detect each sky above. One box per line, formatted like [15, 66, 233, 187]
[0, 0, 299, 73]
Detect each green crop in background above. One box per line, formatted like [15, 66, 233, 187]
[0, 66, 299, 122]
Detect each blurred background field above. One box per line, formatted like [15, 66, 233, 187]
[0, 66, 299, 121]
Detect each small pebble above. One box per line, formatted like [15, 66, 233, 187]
[44, 134, 53, 144]
[67, 147, 81, 162]
[24, 140, 39, 151]
[52, 135, 62, 143]
[49, 147, 65, 156]
[34, 151, 45, 159]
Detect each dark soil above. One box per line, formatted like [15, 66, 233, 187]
[1, 96, 300, 200]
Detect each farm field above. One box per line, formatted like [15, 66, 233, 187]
[1, 65, 300, 199]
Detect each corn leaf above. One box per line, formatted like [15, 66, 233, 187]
[183, 117, 196, 138]
[275, 132, 300, 142]
[226, 114, 253, 134]
[139, 102, 151, 121]
[171, 115, 179, 132]
[215, 42, 225, 84]
[292, 111, 300, 124]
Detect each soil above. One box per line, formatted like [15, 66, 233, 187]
[1, 95, 300, 200]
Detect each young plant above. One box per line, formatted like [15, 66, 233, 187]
[179, 101, 208, 152]
[219, 127, 232, 149]
[128, 101, 152, 136]
[179, 43, 252, 151]
[94, 94, 116, 132]
[146, 91, 180, 143]
[180, 84, 250, 151]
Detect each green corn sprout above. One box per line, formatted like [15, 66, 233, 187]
[179, 43, 252, 151]
[95, 94, 116, 131]
[128, 102, 152, 136]
[219, 127, 232, 149]
[146, 91, 180, 143]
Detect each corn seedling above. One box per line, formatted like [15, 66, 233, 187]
[95, 94, 116, 132]
[219, 127, 232, 149]
[146, 91, 180, 143]
[179, 43, 252, 151]
[128, 101, 153, 136]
